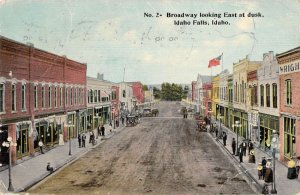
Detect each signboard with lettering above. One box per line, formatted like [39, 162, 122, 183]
[279, 60, 300, 75]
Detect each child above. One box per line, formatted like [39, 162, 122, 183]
[257, 163, 263, 180]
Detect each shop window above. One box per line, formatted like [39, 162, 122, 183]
[272, 83, 277, 108]
[284, 117, 296, 158]
[285, 79, 292, 105]
[16, 124, 29, 157]
[0, 127, 8, 165]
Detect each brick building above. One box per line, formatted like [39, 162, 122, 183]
[277, 46, 300, 161]
[0, 36, 86, 164]
[126, 82, 144, 112]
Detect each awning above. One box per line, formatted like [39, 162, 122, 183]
[94, 106, 102, 109]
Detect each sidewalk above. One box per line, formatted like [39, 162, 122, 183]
[0, 124, 125, 194]
[209, 119, 300, 195]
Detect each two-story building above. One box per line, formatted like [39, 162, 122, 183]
[277, 46, 300, 161]
[0, 36, 86, 164]
[212, 75, 220, 120]
[219, 70, 230, 126]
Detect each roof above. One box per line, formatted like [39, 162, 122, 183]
[276, 46, 300, 58]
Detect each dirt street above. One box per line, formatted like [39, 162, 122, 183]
[29, 101, 253, 194]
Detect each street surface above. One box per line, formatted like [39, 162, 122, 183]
[29, 101, 253, 194]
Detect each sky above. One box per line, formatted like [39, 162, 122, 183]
[0, 0, 299, 84]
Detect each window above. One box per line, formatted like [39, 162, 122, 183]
[22, 84, 26, 110]
[65, 88, 68, 106]
[98, 90, 101, 102]
[74, 88, 77, 105]
[42, 86, 45, 108]
[48, 86, 51, 108]
[70, 88, 73, 106]
[34, 85, 38, 109]
[284, 117, 296, 158]
[94, 90, 97, 103]
[54, 87, 57, 107]
[272, 84, 277, 108]
[60, 87, 63, 107]
[285, 79, 292, 105]
[0, 83, 4, 112]
[260, 85, 264, 107]
[123, 90, 126, 98]
[254, 85, 258, 105]
[266, 84, 270, 107]
[12, 84, 16, 111]
[90, 90, 93, 103]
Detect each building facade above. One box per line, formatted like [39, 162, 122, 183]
[212, 75, 220, 120]
[0, 36, 86, 164]
[277, 46, 300, 161]
[219, 70, 230, 126]
[118, 82, 134, 118]
[257, 51, 279, 154]
[233, 57, 261, 139]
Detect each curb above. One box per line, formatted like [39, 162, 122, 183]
[206, 130, 263, 194]
[15, 125, 126, 192]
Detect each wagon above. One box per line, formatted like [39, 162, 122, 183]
[126, 115, 137, 127]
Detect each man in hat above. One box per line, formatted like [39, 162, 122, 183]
[46, 162, 54, 173]
[257, 163, 263, 180]
[238, 143, 243, 163]
[231, 138, 236, 155]
[264, 161, 273, 183]
[287, 159, 297, 179]
[261, 157, 267, 180]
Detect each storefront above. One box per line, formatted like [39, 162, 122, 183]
[259, 113, 279, 152]
[248, 111, 259, 143]
[0, 125, 9, 165]
[16, 123, 30, 158]
[79, 109, 87, 134]
[67, 112, 76, 139]
[282, 116, 296, 159]
[87, 108, 93, 131]
[233, 109, 248, 138]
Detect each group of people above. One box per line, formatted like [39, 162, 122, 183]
[231, 139, 255, 163]
[77, 133, 87, 148]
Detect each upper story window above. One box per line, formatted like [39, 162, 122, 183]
[60, 87, 63, 107]
[0, 83, 4, 113]
[34, 85, 38, 109]
[123, 90, 126, 98]
[285, 79, 292, 105]
[266, 84, 270, 107]
[54, 87, 57, 107]
[272, 83, 277, 108]
[42, 86, 45, 108]
[260, 85, 264, 107]
[70, 88, 73, 106]
[12, 84, 16, 111]
[65, 87, 68, 106]
[48, 86, 51, 108]
[21, 84, 26, 111]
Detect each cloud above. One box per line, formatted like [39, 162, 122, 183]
[236, 17, 254, 31]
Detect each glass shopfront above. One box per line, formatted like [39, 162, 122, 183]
[233, 110, 248, 138]
[283, 116, 296, 159]
[87, 108, 93, 131]
[17, 124, 29, 158]
[0, 125, 8, 165]
[259, 114, 279, 152]
[34, 121, 48, 149]
[67, 113, 76, 139]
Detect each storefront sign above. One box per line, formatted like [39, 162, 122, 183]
[279, 60, 300, 75]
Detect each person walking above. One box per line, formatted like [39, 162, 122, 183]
[82, 133, 86, 148]
[90, 131, 95, 145]
[97, 125, 101, 138]
[109, 122, 113, 133]
[215, 124, 218, 137]
[78, 134, 81, 148]
[231, 138, 236, 155]
[248, 140, 254, 155]
[121, 117, 125, 126]
[222, 132, 227, 146]
[248, 149, 256, 163]
[238, 144, 243, 163]
[264, 161, 273, 192]
[257, 163, 263, 180]
[38, 140, 44, 154]
[101, 125, 105, 137]
[242, 140, 247, 156]
[261, 157, 267, 180]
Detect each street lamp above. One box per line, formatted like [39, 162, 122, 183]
[233, 121, 241, 156]
[271, 130, 278, 194]
[68, 119, 73, 156]
[2, 136, 17, 191]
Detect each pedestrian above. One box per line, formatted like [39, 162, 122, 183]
[261, 157, 267, 180]
[242, 140, 247, 156]
[78, 134, 81, 148]
[116, 120, 119, 127]
[296, 159, 300, 178]
[248, 149, 256, 163]
[101, 125, 105, 137]
[121, 117, 124, 125]
[109, 122, 112, 133]
[257, 163, 263, 180]
[97, 125, 101, 138]
[248, 140, 254, 155]
[231, 138, 236, 155]
[287, 159, 297, 179]
[90, 131, 95, 145]
[39, 140, 44, 154]
[46, 162, 54, 173]
[238, 144, 243, 163]
[264, 161, 273, 183]
[82, 133, 86, 148]
[215, 124, 218, 137]
[222, 132, 227, 146]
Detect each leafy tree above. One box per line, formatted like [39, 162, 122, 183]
[143, 85, 148, 91]
[160, 83, 184, 101]
[153, 87, 161, 99]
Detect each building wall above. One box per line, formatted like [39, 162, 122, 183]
[129, 82, 144, 104]
[212, 75, 220, 119]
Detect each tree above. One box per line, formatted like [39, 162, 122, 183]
[160, 83, 184, 101]
[153, 87, 161, 99]
[143, 85, 148, 91]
